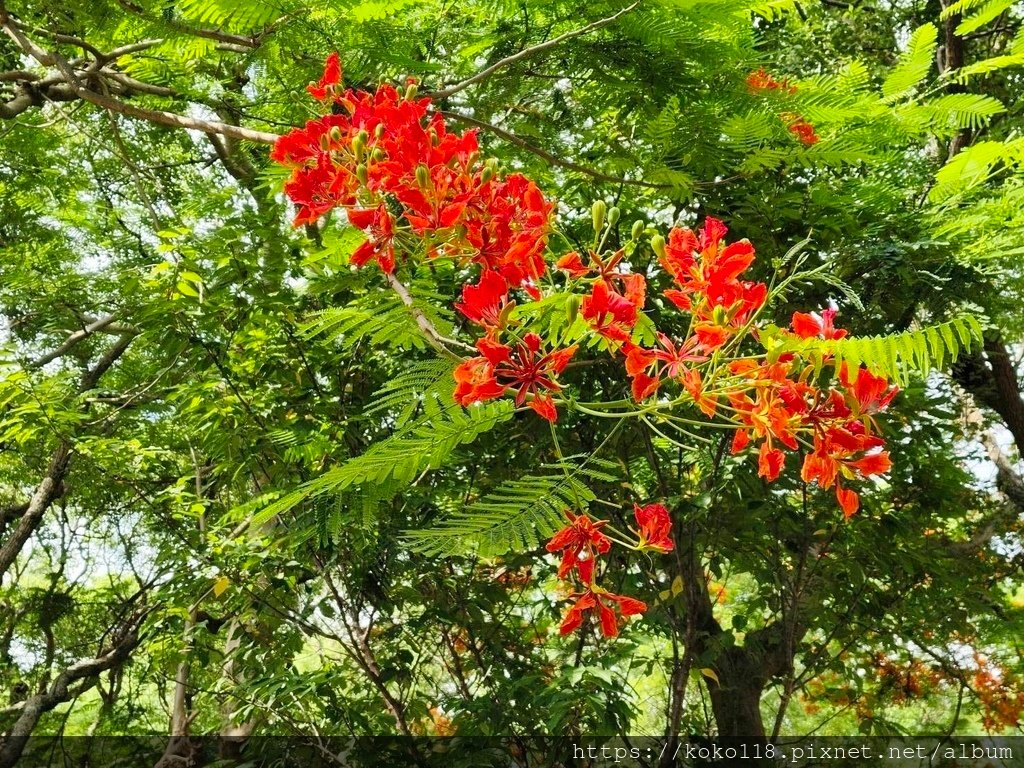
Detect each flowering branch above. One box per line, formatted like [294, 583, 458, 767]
[270, 54, 899, 640]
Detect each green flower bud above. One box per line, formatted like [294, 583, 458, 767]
[329, 126, 343, 143]
[415, 164, 431, 188]
[592, 200, 607, 235]
[566, 294, 581, 325]
[319, 133, 331, 151]
[651, 234, 667, 260]
[607, 206, 620, 227]
[405, 82, 419, 101]
[356, 164, 369, 186]
[631, 219, 645, 241]
[374, 123, 386, 140]
[712, 304, 727, 325]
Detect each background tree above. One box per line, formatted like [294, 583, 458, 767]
[0, 0, 1022, 765]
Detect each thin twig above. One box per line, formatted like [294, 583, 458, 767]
[444, 110, 669, 189]
[384, 272, 475, 357]
[431, 1, 642, 99]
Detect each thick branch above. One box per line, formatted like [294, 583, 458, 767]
[0, 443, 70, 583]
[0, 622, 141, 768]
[28, 314, 138, 369]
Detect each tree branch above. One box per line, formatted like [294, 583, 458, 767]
[0, 618, 143, 768]
[0, 10, 279, 144]
[443, 110, 669, 189]
[431, 2, 641, 99]
[384, 272, 475, 357]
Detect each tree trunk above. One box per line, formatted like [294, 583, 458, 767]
[707, 647, 769, 742]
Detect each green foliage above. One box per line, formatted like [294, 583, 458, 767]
[764, 316, 984, 384]
[301, 291, 456, 351]
[882, 23, 937, 99]
[930, 138, 1024, 202]
[2, 0, 1023, 750]
[250, 398, 514, 527]
[404, 458, 619, 557]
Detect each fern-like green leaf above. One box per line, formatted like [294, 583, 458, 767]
[250, 400, 513, 528]
[404, 458, 619, 557]
[929, 138, 1024, 203]
[764, 316, 984, 385]
[907, 93, 1005, 132]
[364, 359, 455, 428]
[882, 23, 938, 99]
[301, 291, 455, 351]
[954, 0, 1014, 36]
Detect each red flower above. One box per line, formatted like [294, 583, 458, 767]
[455, 269, 509, 328]
[681, 368, 718, 417]
[624, 333, 707, 401]
[545, 512, 611, 584]
[559, 588, 648, 638]
[582, 279, 641, 343]
[555, 251, 590, 278]
[783, 113, 820, 145]
[746, 68, 797, 94]
[633, 503, 673, 552]
[840, 365, 899, 418]
[307, 52, 342, 100]
[453, 356, 504, 407]
[758, 442, 785, 481]
[348, 204, 396, 273]
[791, 309, 847, 340]
[460, 333, 577, 422]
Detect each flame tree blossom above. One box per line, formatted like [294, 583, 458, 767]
[272, 54, 899, 638]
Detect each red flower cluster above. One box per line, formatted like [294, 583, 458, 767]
[272, 53, 553, 293]
[607, 217, 896, 517]
[546, 504, 672, 637]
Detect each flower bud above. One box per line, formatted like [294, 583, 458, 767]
[592, 200, 607, 235]
[329, 126, 343, 143]
[405, 82, 418, 100]
[651, 234, 667, 260]
[415, 164, 430, 188]
[356, 163, 369, 186]
[631, 219, 645, 241]
[607, 206, 620, 227]
[352, 130, 368, 159]
[712, 304, 727, 325]
[371, 147, 385, 162]
[319, 133, 331, 151]
[566, 294, 581, 325]
[480, 165, 495, 185]
[374, 123, 386, 139]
